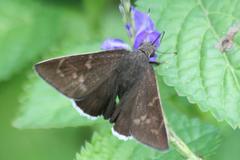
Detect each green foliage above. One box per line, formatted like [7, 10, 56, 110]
[157, 115, 221, 160]
[137, 0, 240, 128]
[13, 75, 104, 128]
[75, 126, 156, 160]
[0, 1, 61, 81]
[11, 0, 240, 159]
[75, 110, 220, 160]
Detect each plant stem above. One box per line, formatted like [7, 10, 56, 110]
[119, 0, 135, 46]
[158, 80, 201, 159]
[168, 126, 202, 160]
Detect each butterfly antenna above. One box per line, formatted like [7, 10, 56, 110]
[151, 31, 162, 46]
[159, 31, 165, 44]
[152, 31, 165, 46]
[147, 8, 151, 15]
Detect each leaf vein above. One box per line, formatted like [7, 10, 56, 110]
[197, 0, 240, 91]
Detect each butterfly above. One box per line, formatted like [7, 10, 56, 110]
[35, 41, 168, 150]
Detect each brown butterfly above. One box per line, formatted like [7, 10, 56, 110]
[35, 42, 168, 150]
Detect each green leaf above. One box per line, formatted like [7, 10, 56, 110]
[13, 43, 105, 129]
[75, 126, 156, 160]
[13, 75, 104, 129]
[158, 115, 221, 160]
[0, 1, 61, 81]
[75, 111, 220, 160]
[137, 0, 240, 128]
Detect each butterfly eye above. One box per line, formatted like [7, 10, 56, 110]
[150, 53, 155, 57]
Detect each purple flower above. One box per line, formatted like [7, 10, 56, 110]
[101, 39, 130, 50]
[134, 30, 161, 49]
[149, 53, 157, 62]
[131, 7, 155, 36]
[101, 6, 161, 63]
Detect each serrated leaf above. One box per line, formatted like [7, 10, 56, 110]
[75, 109, 220, 160]
[0, 1, 60, 81]
[137, 0, 240, 128]
[156, 115, 221, 160]
[75, 126, 156, 160]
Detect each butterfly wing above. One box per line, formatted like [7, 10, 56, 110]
[130, 66, 168, 150]
[35, 50, 128, 100]
[113, 65, 168, 150]
[73, 72, 119, 119]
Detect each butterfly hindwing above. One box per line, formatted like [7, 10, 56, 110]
[35, 50, 128, 100]
[113, 64, 168, 150]
[111, 88, 135, 138]
[73, 72, 118, 119]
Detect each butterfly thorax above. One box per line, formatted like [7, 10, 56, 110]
[117, 50, 150, 97]
[138, 43, 156, 58]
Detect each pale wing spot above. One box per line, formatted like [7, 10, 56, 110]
[78, 75, 85, 83]
[78, 75, 87, 92]
[79, 84, 87, 92]
[57, 71, 65, 77]
[56, 58, 66, 77]
[136, 91, 143, 109]
[140, 115, 147, 121]
[145, 119, 151, 124]
[85, 62, 92, 69]
[85, 55, 93, 69]
[72, 72, 78, 79]
[89, 55, 93, 59]
[65, 80, 87, 94]
[133, 119, 141, 125]
[150, 129, 159, 135]
[148, 97, 159, 107]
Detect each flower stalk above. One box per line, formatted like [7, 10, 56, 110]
[168, 126, 202, 160]
[119, 0, 136, 46]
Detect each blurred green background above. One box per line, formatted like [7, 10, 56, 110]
[0, 0, 240, 160]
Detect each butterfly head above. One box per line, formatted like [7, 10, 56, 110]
[138, 42, 156, 58]
[139, 32, 162, 58]
[138, 31, 165, 63]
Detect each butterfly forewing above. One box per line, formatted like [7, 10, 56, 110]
[35, 50, 128, 100]
[130, 66, 168, 150]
